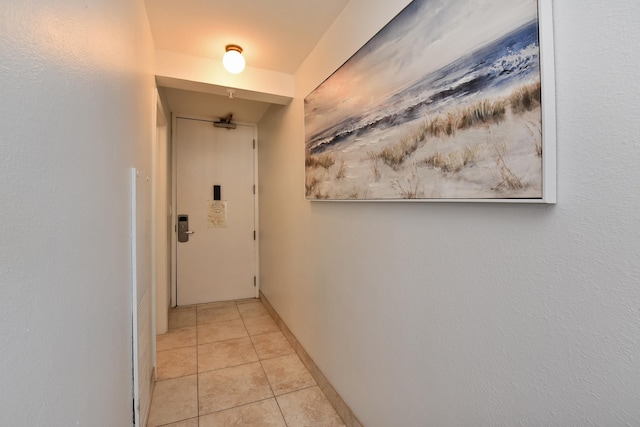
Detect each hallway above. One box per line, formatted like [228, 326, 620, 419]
[147, 299, 345, 426]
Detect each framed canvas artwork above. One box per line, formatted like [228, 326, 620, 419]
[304, 0, 556, 202]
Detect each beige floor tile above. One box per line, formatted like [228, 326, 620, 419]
[156, 326, 197, 352]
[198, 337, 258, 373]
[160, 418, 199, 427]
[197, 319, 248, 345]
[277, 386, 345, 427]
[198, 362, 273, 415]
[197, 300, 237, 311]
[198, 304, 241, 324]
[242, 314, 279, 336]
[169, 310, 197, 330]
[235, 298, 261, 305]
[157, 346, 198, 380]
[171, 304, 197, 312]
[147, 375, 198, 427]
[237, 302, 269, 318]
[199, 399, 287, 427]
[261, 354, 316, 396]
[251, 331, 295, 360]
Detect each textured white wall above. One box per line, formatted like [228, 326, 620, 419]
[0, 1, 155, 425]
[155, 95, 171, 336]
[258, 0, 640, 425]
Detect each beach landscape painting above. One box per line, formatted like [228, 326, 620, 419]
[304, 0, 555, 201]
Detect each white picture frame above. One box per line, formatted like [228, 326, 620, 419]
[304, 0, 556, 203]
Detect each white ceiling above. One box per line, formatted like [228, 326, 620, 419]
[145, 0, 349, 121]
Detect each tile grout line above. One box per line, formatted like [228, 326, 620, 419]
[155, 370, 198, 382]
[273, 384, 320, 399]
[166, 300, 303, 426]
[198, 333, 250, 346]
[259, 292, 362, 427]
[198, 302, 245, 423]
[239, 301, 290, 427]
[273, 391, 290, 427]
[156, 307, 200, 426]
[196, 396, 278, 421]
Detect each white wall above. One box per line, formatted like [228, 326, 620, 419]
[155, 91, 171, 336]
[258, 1, 640, 425]
[0, 1, 156, 425]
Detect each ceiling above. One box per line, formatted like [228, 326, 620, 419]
[163, 87, 271, 123]
[145, 0, 350, 121]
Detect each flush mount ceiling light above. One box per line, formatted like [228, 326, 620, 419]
[223, 44, 245, 74]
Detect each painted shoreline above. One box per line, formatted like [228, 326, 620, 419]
[306, 83, 543, 200]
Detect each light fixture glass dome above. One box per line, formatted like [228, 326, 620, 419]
[223, 45, 245, 74]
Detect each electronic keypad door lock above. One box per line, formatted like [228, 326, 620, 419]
[178, 215, 194, 243]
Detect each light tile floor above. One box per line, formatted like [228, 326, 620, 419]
[148, 299, 346, 427]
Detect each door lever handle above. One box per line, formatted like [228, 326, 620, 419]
[185, 231, 195, 235]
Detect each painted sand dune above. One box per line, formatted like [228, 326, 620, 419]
[304, 0, 544, 200]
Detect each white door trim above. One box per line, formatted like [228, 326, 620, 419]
[153, 89, 170, 336]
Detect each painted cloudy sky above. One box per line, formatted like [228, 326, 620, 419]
[305, 0, 538, 141]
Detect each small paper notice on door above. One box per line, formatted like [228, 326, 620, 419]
[208, 200, 227, 228]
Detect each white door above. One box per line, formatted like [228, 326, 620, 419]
[175, 118, 257, 305]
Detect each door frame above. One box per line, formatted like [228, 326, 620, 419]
[170, 114, 260, 306]
[153, 90, 170, 336]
